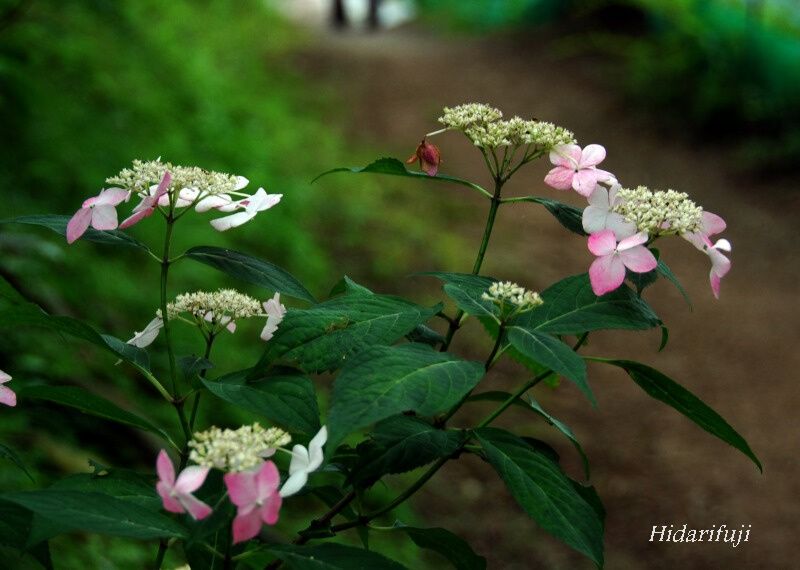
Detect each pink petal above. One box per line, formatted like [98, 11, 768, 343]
[66, 208, 92, 244]
[619, 246, 658, 273]
[174, 466, 210, 494]
[157, 482, 184, 514]
[254, 461, 280, 499]
[549, 144, 581, 167]
[709, 248, 731, 278]
[118, 209, 149, 230]
[572, 169, 603, 197]
[156, 450, 175, 486]
[587, 230, 617, 257]
[589, 254, 626, 296]
[0, 385, 16, 407]
[224, 470, 258, 507]
[702, 211, 726, 236]
[95, 188, 130, 206]
[232, 509, 263, 544]
[544, 166, 575, 191]
[154, 172, 172, 201]
[225, 321, 237, 333]
[90, 205, 119, 231]
[259, 493, 282, 526]
[617, 231, 649, 251]
[0, 370, 10, 384]
[579, 144, 606, 167]
[178, 493, 213, 521]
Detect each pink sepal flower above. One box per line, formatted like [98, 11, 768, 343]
[66, 187, 130, 243]
[0, 370, 16, 407]
[682, 211, 731, 298]
[224, 461, 282, 544]
[588, 230, 658, 296]
[582, 184, 637, 239]
[119, 172, 171, 229]
[155, 450, 212, 520]
[544, 144, 616, 197]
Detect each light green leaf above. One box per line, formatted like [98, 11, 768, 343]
[328, 344, 484, 449]
[599, 360, 762, 471]
[3, 215, 149, 250]
[475, 428, 604, 566]
[507, 327, 593, 404]
[396, 525, 486, 570]
[184, 246, 315, 303]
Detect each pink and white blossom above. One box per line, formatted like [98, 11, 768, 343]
[544, 144, 616, 197]
[155, 450, 212, 520]
[260, 293, 286, 342]
[210, 188, 282, 232]
[0, 370, 16, 407]
[66, 188, 130, 244]
[279, 426, 327, 498]
[588, 230, 658, 296]
[224, 461, 282, 544]
[682, 211, 731, 298]
[582, 184, 637, 239]
[119, 172, 171, 229]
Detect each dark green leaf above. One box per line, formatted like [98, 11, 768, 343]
[329, 276, 373, 297]
[417, 272, 496, 291]
[1, 490, 187, 539]
[520, 197, 587, 236]
[507, 327, 593, 404]
[657, 259, 693, 308]
[0, 443, 34, 483]
[351, 416, 465, 486]
[203, 370, 320, 435]
[256, 294, 439, 373]
[405, 324, 445, 347]
[515, 274, 661, 334]
[443, 283, 499, 319]
[179, 355, 214, 390]
[600, 360, 762, 471]
[313, 157, 489, 198]
[475, 428, 604, 566]
[3, 215, 149, 250]
[0, 276, 27, 306]
[268, 543, 406, 569]
[48, 470, 160, 510]
[527, 397, 590, 479]
[185, 246, 315, 303]
[328, 344, 484, 449]
[0, 501, 53, 569]
[396, 525, 486, 570]
[20, 385, 169, 441]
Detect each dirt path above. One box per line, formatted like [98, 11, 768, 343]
[291, 24, 798, 569]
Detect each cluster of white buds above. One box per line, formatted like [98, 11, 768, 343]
[613, 186, 704, 235]
[439, 103, 504, 130]
[482, 281, 543, 318]
[188, 423, 291, 472]
[106, 158, 245, 198]
[162, 289, 262, 324]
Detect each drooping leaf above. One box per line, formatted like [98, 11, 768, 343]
[3, 215, 150, 250]
[184, 246, 315, 303]
[0, 443, 34, 483]
[656, 259, 693, 308]
[20, 385, 169, 442]
[256, 294, 440, 374]
[328, 344, 484, 449]
[396, 525, 487, 570]
[475, 428, 604, 566]
[203, 370, 320, 435]
[351, 416, 465, 486]
[507, 327, 593, 404]
[518, 197, 587, 236]
[417, 272, 496, 291]
[599, 360, 762, 471]
[527, 397, 590, 479]
[267, 543, 407, 569]
[515, 274, 661, 334]
[328, 275, 373, 297]
[442, 283, 499, 319]
[313, 157, 490, 199]
[1, 490, 187, 539]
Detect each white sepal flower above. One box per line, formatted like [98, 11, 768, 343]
[279, 426, 327, 498]
[210, 188, 282, 232]
[127, 317, 164, 348]
[260, 293, 286, 342]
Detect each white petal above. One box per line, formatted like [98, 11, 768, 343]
[288, 444, 311, 475]
[128, 317, 163, 348]
[278, 470, 308, 498]
[210, 211, 255, 232]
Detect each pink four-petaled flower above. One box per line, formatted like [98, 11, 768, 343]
[224, 460, 283, 544]
[588, 229, 658, 296]
[119, 172, 171, 229]
[682, 211, 731, 298]
[544, 144, 616, 197]
[156, 450, 212, 520]
[0, 369, 16, 407]
[66, 187, 130, 243]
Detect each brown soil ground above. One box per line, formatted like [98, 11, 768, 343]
[289, 24, 798, 570]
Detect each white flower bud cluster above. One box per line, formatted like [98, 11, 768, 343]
[439, 103, 503, 130]
[189, 423, 291, 472]
[613, 186, 703, 235]
[158, 289, 262, 325]
[482, 281, 543, 313]
[107, 159, 243, 198]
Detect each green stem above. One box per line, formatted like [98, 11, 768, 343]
[154, 541, 168, 569]
[188, 335, 215, 432]
[160, 218, 178, 395]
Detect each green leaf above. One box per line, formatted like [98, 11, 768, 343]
[313, 157, 490, 199]
[599, 360, 762, 471]
[475, 428, 604, 566]
[0, 501, 53, 569]
[515, 274, 661, 334]
[396, 525, 486, 570]
[656, 259, 693, 308]
[417, 272, 496, 291]
[20, 385, 170, 441]
[507, 327, 593, 404]
[184, 246, 315, 303]
[1, 490, 187, 539]
[328, 344, 484, 449]
[203, 370, 320, 435]
[527, 397, 590, 479]
[519, 197, 587, 236]
[351, 416, 465, 486]
[0, 302, 149, 368]
[0, 276, 27, 306]
[257, 294, 440, 373]
[48, 470, 160, 511]
[268, 543, 406, 570]
[329, 275, 373, 297]
[405, 324, 445, 347]
[3, 215, 149, 250]
[0, 443, 35, 483]
[443, 284, 498, 319]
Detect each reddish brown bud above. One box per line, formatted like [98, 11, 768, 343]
[406, 139, 441, 176]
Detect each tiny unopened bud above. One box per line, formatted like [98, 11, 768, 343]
[406, 139, 441, 176]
